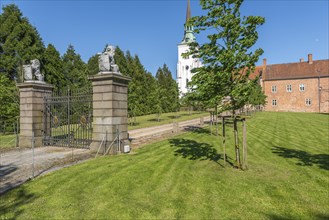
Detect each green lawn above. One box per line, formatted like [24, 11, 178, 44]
[128, 110, 208, 130]
[0, 111, 207, 150]
[1, 112, 328, 219]
[0, 133, 18, 150]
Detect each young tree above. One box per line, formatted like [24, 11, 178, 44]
[187, 0, 265, 168]
[248, 79, 267, 108]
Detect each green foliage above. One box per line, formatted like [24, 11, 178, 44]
[62, 45, 89, 90]
[156, 64, 180, 113]
[186, 0, 265, 112]
[0, 74, 19, 125]
[86, 54, 99, 76]
[248, 79, 267, 106]
[111, 48, 179, 117]
[43, 44, 66, 92]
[0, 4, 179, 122]
[0, 4, 45, 81]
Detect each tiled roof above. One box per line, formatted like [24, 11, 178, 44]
[264, 59, 329, 80]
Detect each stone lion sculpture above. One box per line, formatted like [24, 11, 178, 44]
[98, 45, 120, 73]
[23, 59, 44, 82]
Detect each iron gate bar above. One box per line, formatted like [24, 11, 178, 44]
[43, 87, 93, 149]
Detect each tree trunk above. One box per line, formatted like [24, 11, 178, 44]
[242, 118, 247, 170]
[210, 112, 213, 135]
[222, 116, 226, 166]
[215, 106, 218, 136]
[233, 112, 241, 168]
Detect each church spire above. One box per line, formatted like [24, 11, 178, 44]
[181, 0, 195, 44]
[186, 0, 191, 23]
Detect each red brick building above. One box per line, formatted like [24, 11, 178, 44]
[254, 54, 329, 113]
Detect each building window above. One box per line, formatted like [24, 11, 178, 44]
[299, 84, 305, 92]
[271, 85, 277, 93]
[286, 84, 292, 92]
[272, 99, 277, 106]
[306, 98, 311, 106]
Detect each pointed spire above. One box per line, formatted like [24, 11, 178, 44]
[186, 0, 191, 23]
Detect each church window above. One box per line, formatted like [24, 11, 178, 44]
[299, 84, 305, 92]
[271, 85, 277, 93]
[272, 99, 277, 106]
[185, 65, 189, 70]
[306, 98, 311, 106]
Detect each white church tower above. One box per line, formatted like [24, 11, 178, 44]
[177, 0, 202, 97]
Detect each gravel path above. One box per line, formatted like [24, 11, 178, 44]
[0, 116, 209, 194]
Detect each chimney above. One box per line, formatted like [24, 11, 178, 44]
[308, 54, 313, 64]
[300, 58, 304, 62]
[262, 58, 267, 81]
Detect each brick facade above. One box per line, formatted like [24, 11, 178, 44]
[255, 55, 329, 113]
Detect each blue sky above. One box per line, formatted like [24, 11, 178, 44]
[1, 0, 328, 78]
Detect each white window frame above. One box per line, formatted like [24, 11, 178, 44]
[286, 84, 292, 92]
[272, 99, 277, 106]
[271, 85, 277, 93]
[299, 84, 305, 92]
[305, 98, 311, 106]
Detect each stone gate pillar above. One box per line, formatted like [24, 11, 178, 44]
[89, 72, 131, 153]
[17, 82, 53, 148]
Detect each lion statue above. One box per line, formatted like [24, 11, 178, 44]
[23, 59, 44, 82]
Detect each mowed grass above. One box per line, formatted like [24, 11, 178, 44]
[0, 134, 17, 150]
[128, 110, 208, 130]
[0, 111, 207, 150]
[1, 112, 328, 219]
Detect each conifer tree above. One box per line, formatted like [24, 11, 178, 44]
[0, 4, 45, 81]
[43, 44, 66, 92]
[62, 45, 89, 90]
[156, 64, 179, 113]
[86, 54, 99, 76]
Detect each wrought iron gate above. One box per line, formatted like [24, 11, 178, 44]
[43, 88, 93, 148]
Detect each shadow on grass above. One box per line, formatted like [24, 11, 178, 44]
[0, 187, 37, 218]
[128, 122, 141, 126]
[169, 138, 226, 167]
[183, 126, 211, 135]
[272, 146, 329, 170]
[168, 115, 181, 119]
[265, 213, 329, 220]
[147, 119, 163, 122]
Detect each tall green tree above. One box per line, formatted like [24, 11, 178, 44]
[187, 0, 265, 168]
[86, 54, 99, 76]
[43, 44, 66, 92]
[62, 45, 89, 90]
[156, 64, 179, 113]
[0, 4, 45, 81]
[0, 74, 19, 128]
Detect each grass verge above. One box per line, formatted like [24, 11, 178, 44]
[128, 111, 208, 130]
[0, 134, 18, 150]
[1, 112, 328, 219]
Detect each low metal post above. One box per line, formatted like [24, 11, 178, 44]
[32, 131, 35, 178]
